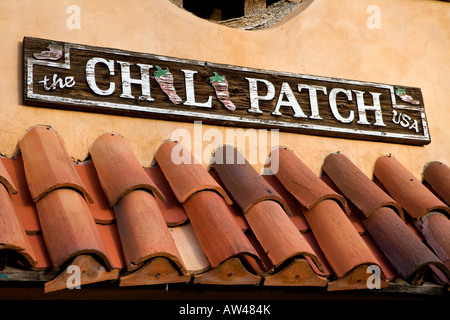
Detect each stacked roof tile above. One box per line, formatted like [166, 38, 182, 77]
[0, 125, 449, 294]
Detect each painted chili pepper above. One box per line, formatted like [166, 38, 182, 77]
[395, 87, 420, 105]
[210, 72, 236, 111]
[154, 66, 183, 104]
[33, 41, 63, 61]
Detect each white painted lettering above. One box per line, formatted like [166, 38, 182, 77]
[246, 78, 275, 114]
[86, 57, 115, 95]
[272, 82, 307, 118]
[353, 90, 386, 126]
[329, 88, 354, 123]
[117, 61, 153, 101]
[182, 69, 212, 108]
[298, 84, 327, 120]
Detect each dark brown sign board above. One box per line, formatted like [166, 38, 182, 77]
[23, 37, 430, 145]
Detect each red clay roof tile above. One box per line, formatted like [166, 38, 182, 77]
[145, 166, 188, 226]
[245, 200, 322, 270]
[119, 257, 191, 286]
[261, 258, 328, 287]
[19, 126, 93, 203]
[44, 254, 119, 293]
[193, 257, 261, 285]
[262, 174, 309, 232]
[96, 223, 125, 270]
[0, 158, 17, 195]
[269, 147, 350, 214]
[35, 188, 113, 270]
[211, 145, 290, 214]
[1, 156, 40, 234]
[26, 233, 50, 270]
[302, 199, 380, 279]
[364, 207, 448, 279]
[209, 168, 249, 231]
[374, 155, 450, 220]
[322, 152, 403, 219]
[320, 173, 367, 235]
[114, 190, 185, 272]
[416, 212, 450, 270]
[154, 140, 232, 205]
[90, 133, 165, 207]
[0, 184, 36, 267]
[169, 223, 211, 275]
[74, 160, 115, 224]
[423, 161, 450, 206]
[182, 190, 262, 269]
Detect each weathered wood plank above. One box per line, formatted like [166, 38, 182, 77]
[23, 37, 431, 145]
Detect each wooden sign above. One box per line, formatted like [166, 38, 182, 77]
[23, 37, 430, 145]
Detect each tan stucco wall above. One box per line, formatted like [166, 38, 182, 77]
[1, 0, 449, 178]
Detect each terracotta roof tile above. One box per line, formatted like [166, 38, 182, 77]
[374, 155, 450, 220]
[74, 160, 115, 224]
[322, 152, 403, 219]
[19, 126, 93, 203]
[145, 165, 188, 226]
[416, 212, 450, 270]
[302, 199, 381, 281]
[3, 125, 450, 294]
[154, 140, 232, 205]
[182, 190, 262, 269]
[209, 169, 249, 231]
[44, 254, 119, 293]
[114, 190, 185, 272]
[90, 133, 165, 207]
[262, 174, 309, 232]
[0, 184, 36, 267]
[423, 161, 450, 206]
[169, 223, 210, 275]
[320, 173, 367, 235]
[364, 207, 448, 279]
[211, 145, 290, 214]
[96, 223, 124, 270]
[245, 200, 321, 270]
[0, 158, 17, 195]
[35, 188, 113, 270]
[269, 147, 350, 214]
[1, 156, 40, 234]
[27, 233, 51, 270]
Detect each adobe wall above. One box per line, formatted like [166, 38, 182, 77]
[1, 0, 449, 178]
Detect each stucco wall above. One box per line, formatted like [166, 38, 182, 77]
[1, 0, 449, 178]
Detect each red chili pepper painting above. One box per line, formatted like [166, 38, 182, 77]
[210, 72, 236, 111]
[154, 66, 183, 104]
[395, 87, 420, 105]
[33, 41, 63, 61]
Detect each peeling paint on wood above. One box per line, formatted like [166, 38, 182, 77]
[23, 37, 431, 145]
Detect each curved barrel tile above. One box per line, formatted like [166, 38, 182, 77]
[270, 147, 349, 214]
[114, 190, 185, 273]
[182, 190, 262, 270]
[154, 140, 231, 204]
[374, 156, 450, 220]
[364, 207, 449, 279]
[19, 126, 93, 203]
[211, 145, 290, 214]
[35, 188, 113, 270]
[416, 212, 450, 270]
[90, 133, 165, 207]
[423, 161, 450, 206]
[303, 199, 383, 288]
[322, 152, 403, 219]
[0, 158, 17, 195]
[0, 185, 37, 267]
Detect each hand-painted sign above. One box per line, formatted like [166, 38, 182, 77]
[23, 37, 430, 145]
